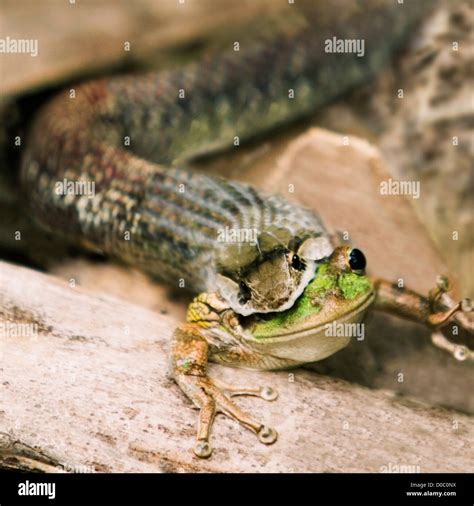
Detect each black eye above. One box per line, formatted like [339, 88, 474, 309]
[291, 254, 305, 271]
[238, 281, 251, 303]
[348, 248, 366, 272]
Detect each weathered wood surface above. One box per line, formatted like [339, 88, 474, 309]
[0, 0, 279, 98]
[1, 129, 473, 473]
[1, 260, 473, 473]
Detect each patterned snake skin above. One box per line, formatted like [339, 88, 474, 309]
[20, 0, 429, 293]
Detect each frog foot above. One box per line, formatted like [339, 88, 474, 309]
[184, 376, 278, 458]
[428, 276, 473, 361]
[431, 331, 474, 362]
[171, 322, 279, 458]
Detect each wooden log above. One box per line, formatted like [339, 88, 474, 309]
[1, 259, 473, 473]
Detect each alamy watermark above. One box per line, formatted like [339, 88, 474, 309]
[57, 463, 95, 473]
[380, 178, 420, 199]
[324, 322, 365, 341]
[55, 178, 96, 198]
[18, 481, 55, 500]
[325, 37, 365, 57]
[217, 226, 258, 245]
[380, 463, 421, 473]
[0, 36, 38, 57]
[0, 321, 38, 338]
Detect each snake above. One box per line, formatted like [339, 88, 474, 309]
[20, 0, 430, 316]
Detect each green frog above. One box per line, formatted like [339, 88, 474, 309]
[170, 245, 473, 458]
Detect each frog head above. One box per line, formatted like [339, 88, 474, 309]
[240, 246, 375, 364]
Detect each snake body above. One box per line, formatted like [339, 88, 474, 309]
[20, 1, 428, 296]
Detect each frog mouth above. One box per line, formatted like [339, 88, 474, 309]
[275, 290, 375, 340]
[248, 289, 375, 342]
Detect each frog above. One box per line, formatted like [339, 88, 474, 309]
[170, 245, 473, 458]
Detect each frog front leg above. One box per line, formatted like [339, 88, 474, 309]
[169, 293, 278, 458]
[372, 276, 473, 361]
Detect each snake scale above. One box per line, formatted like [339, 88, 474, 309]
[20, 0, 430, 314]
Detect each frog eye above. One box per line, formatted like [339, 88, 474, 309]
[291, 253, 305, 271]
[348, 248, 366, 272]
[238, 281, 252, 303]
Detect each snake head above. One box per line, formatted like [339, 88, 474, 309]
[216, 234, 333, 316]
